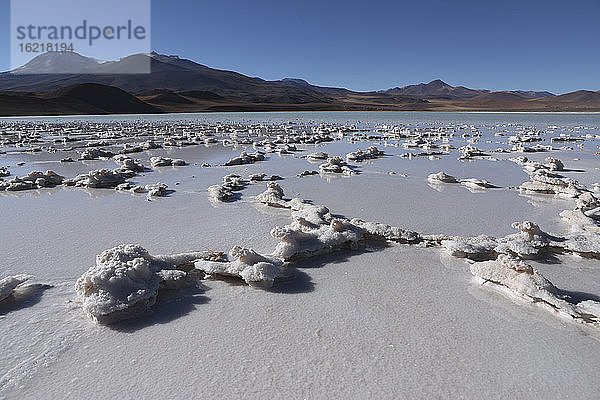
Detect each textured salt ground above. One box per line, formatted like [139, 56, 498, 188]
[6, 248, 600, 400]
[2, 117, 600, 398]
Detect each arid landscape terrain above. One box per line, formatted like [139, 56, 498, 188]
[0, 52, 598, 116]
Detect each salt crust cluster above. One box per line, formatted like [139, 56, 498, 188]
[4, 122, 596, 326]
[80, 148, 114, 160]
[120, 140, 161, 154]
[223, 151, 265, 166]
[77, 183, 425, 324]
[345, 146, 384, 162]
[512, 157, 600, 234]
[77, 175, 600, 325]
[1, 154, 178, 194]
[149, 156, 186, 167]
[0, 171, 64, 191]
[440, 220, 600, 260]
[319, 156, 356, 175]
[427, 171, 498, 191]
[433, 157, 600, 326]
[458, 144, 488, 160]
[298, 170, 319, 177]
[79, 147, 115, 160]
[256, 183, 423, 261]
[144, 183, 169, 199]
[75, 244, 223, 324]
[64, 168, 135, 188]
[471, 254, 599, 327]
[113, 155, 145, 172]
[304, 151, 329, 161]
[512, 156, 583, 198]
[194, 246, 284, 289]
[208, 174, 280, 203]
[0, 274, 34, 302]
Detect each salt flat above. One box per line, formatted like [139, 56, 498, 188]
[1, 112, 599, 399]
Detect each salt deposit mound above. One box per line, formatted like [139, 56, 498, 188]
[345, 146, 384, 162]
[426, 172, 498, 191]
[0, 274, 34, 302]
[64, 168, 135, 188]
[319, 156, 355, 175]
[145, 183, 169, 199]
[471, 254, 600, 327]
[150, 156, 186, 167]
[114, 155, 145, 172]
[256, 184, 424, 261]
[75, 244, 222, 324]
[427, 171, 458, 184]
[208, 174, 246, 203]
[255, 182, 287, 208]
[560, 192, 600, 232]
[80, 148, 114, 160]
[442, 221, 600, 260]
[0, 171, 64, 191]
[224, 151, 265, 166]
[194, 246, 284, 288]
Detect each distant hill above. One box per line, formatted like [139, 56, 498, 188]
[0, 83, 159, 116]
[277, 78, 353, 95]
[384, 79, 487, 98]
[512, 90, 555, 98]
[383, 79, 553, 100]
[536, 90, 600, 103]
[0, 52, 337, 104]
[528, 90, 600, 110]
[0, 52, 597, 115]
[138, 89, 196, 105]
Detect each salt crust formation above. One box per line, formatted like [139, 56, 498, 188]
[319, 156, 356, 175]
[0, 171, 64, 191]
[0, 274, 34, 302]
[223, 151, 265, 166]
[80, 148, 114, 160]
[208, 174, 281, 203]
[441, 220, 600, 260]
[75, 244, 224, 324]
[471, 254, 600, 327]
[194, 246, 284, 288]
[427, 171, 498, 190]
[512, 156, 583, 198]
[305, 151, 329, 161]
[113, 155, 145, 172]
[79, 174, 600, 325]
[145, 183, 169, 199]
[78, 183, 427, 323]
[149, 156, 186, 167]
[345, 146, 384, 162]
[64, 168, 135, 188]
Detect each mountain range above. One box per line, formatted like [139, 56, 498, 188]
[0, 51, 598, 116]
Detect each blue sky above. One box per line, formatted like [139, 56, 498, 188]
[0, 0, 598, 93]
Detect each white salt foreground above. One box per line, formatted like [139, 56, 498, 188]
[2, 113, 600, 399]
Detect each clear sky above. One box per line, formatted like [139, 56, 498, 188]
[0, 0, 598, 93]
